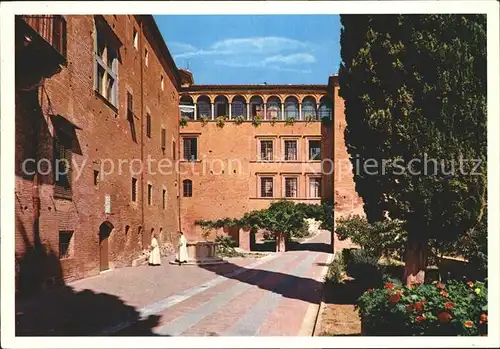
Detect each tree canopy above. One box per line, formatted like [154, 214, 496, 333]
[339, 14, 487, 282]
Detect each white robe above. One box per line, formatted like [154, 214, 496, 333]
[148, 237, 161, 265]
[177, 235, 188, 262]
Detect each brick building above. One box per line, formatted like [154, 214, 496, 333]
[15, 14, 362, 287]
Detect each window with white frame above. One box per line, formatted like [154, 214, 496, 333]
[284, 139, 298, 161]
[309, 177, 321, 198]
[309, 140, 321, 160]
[260, 177, 274, 198]
[284, 177, 298, 198]
[94, 23, 118, 107]
[260, 140, 273, 161]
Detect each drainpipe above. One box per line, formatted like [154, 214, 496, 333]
[140, 19, 145, 245]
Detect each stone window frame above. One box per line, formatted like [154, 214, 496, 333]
[183, 179, 193, 197]
[306, 137, 322, 161]
[281, 137, 301, 162]
[307, 175, 322, 199]
[182, 136, 198, 162]
[257, 174, 276, 198]
[283, 175, 300, 198]
[256, 136, 276, 162]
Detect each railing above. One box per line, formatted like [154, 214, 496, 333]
[21, 15, 67, 58]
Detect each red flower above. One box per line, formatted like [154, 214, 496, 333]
[467, 281, 474, 287]
[438, 312, 453, 323]
[367, 288, 374, 293]
[414, 301, 424, 312]
[415, 315, 426, 323]
[464, 320, 474, 328]
[384, 282, 395, 289]
[444, 302, 454, 310]
[440, 291, 449, 297]
[406, 304, 415, 312]
[436, 283, 446, 290]
[480, 314, 488, 324]
[389, 292, 401, 303]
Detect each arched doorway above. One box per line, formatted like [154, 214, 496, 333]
[99, 221, 114, 271]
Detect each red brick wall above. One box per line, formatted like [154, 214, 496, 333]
[15, 15, 180, 286]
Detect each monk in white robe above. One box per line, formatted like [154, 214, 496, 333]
[148, 232, 161, 266]
[176, 231, 188, 265]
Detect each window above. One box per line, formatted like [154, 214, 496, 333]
[183, 137, 197, 161]
[161, 128, 166, 151]
[260, 177, 274, 198]
[54, 135, 72, 198]
[94, 170, 99, 186]
[172, 140, 176, 160]
[131, 177, 137, 202]
[94, 25, 118, 107]
[133, 28, 138, 49]
[162, 189, 166, 209]
[284, 140, 298, 161]
[284, 177, 298, 198]
[146, 113, 151, 138]
[144, 48, 149, 66]
[59, 231, 74, 259]
[260, 140, 273, 161]
[127, 91, 137, 143]
[309, 177, 321, 198]
[309, 140, 321, 160]
[161, 75, 164, 91]
[147, 184, 152, 205]
[183, 179, 192, 197]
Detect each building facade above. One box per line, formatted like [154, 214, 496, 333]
[14, 14, 363, 287]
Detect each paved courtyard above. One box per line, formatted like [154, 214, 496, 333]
[16, 231, 333, 336]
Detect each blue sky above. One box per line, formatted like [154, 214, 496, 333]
[154, 15, 341, 85]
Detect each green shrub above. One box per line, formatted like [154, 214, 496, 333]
[215, 235, 242, 257]
[356, 279, 488, 336]
[336, 215, 407, 259]
[345, 249, 383, 288]
[328, 252, 346, 284]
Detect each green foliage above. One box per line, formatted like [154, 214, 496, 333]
[336, 215, 407, 259]
[233, 115, 245, 125]
[214, 235, 243, 257]
[216, 116, 227, 128]
[252, 116, 262, 127]
[327, 252, 346, 284]
[199, 115, 209, 126]
[304, 113, 316, 123]
[339, 15, 487, 275]
[180, 116, 188, 127]
[270, 116, 278, 126]
[285, 116, 295, 126]
[356, 279, 488, 335]
[344, 249, 383, 288]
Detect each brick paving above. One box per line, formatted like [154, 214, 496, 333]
[16, 231, 333, 336]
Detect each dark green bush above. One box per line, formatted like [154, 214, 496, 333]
[344, 249, 383, 289]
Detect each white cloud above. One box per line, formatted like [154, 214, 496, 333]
[170, 36, 316, 72]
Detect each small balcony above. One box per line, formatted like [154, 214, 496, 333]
[19, 15, 67, 59]
[16, 15, 67, 87]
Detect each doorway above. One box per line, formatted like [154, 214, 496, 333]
[99, 221, 113, 271]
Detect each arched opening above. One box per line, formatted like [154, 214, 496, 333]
[159, 227, 164, 244]
[318, 96, 332, 121]
[183, 179, 193, 197]
[125, 225, 130, 242]
[99, 221, 114, 271]
[266, 96, 281, 121]
[284, 96, 299, 120]
[302, 96, 317, 120]
[146, 227, 154, 248]
[196, 95, 211, 120]
[180, 95, 195, 120]
[231, 95, 247, 120]
[249, 96, 264, 119]
[214, 95, 229, 118]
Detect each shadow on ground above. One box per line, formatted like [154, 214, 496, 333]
[15, 216, 162, 336]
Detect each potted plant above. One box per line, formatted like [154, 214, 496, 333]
[285, 116, 295, 126]
[233, 115, 245, 125]
[200, 115, 209, 126]
[305, 113, 316, 123]
[270, 116, 278, 126]
[216, 115, 227, 128]
[252, 115, 262, 127]
[180, 116, 188, 128]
